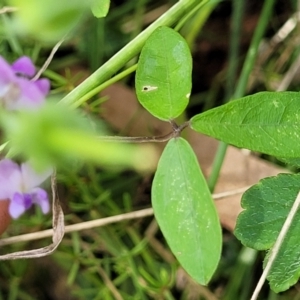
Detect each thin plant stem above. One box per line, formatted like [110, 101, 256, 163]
[185, 1, 220, 49]
[226, 0, 245, 100]
[0, 186, 248, 247]
[174, 0, 210, 32]
[97, 121, 189, 143]
[250, 192, 300, 300]
[234, 0, 276, 99]
[59, 0, 208, 107]
[71, 64, 138, 109]
[31, 38, 65, 81]
[98, 132, 174, 143]
[207, 0, 245, 191]
[207, 141, 228, 191]
[207, 0, 276, 191]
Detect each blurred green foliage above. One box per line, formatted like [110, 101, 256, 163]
[1, 0, 300, 299]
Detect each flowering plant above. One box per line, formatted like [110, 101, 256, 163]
[0, 55, 52, 234]
[0, 56, 50, 110]
[0, 159, 52, 219]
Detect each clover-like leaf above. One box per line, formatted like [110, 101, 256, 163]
[135, 26, 192, 121]
[152, 137, 222, 284]
[190, 91, 300, 157]
[235, 173, 300, 292]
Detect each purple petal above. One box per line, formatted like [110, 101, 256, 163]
[31, 188, 50, 214]
[0, 57, 19, 107]
[11, 56, 35, 77]
[12, 78, 46, 110]
[34, 78, 50, 96]
[0, 56, 50, 111]
[0, 56, 15, 85]
[9, 192, 32, 219]
[21, 162, 53, 191]
[0, 159, 22, 199]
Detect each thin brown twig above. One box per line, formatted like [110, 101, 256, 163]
[0, 186, 246, 247]
[31, 38, 65, 81]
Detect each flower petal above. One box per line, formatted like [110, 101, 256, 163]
[31, 188, 50, 214]
[12, 78, 46, 110]
[21, 162, 53, 192]
[0, 56, 20, 108]
[11, 56, 35, 77]
[0, 56, 15, 86]
[34, 78, 50, 96]
[0, 159, 22, 199]
[0, 56, 50, 110]
[9, 192, 32, 219]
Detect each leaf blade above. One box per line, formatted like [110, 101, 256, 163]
[190, 91, 300, 157]
[135, 26, 192, 121]
[234, 173, 300, 292]
[152, 137, 222, 284]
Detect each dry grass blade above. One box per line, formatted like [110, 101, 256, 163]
[0, 173, 65, 259]
[31, 38, 65, 81]
[0, 187, 246, 247]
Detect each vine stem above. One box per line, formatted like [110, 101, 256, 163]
[59, 0, 208, 107]
[97, 121, 189, 143]
[250, 191, 300, 300]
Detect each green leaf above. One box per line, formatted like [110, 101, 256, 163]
[1, 103, 157, 172]
[91, 0, 110, 18]
[152, 137, 222, 284]
[190, 91, 300, 157]
[135, 26, 192, 121]
[234, 173, 300, 292]
[9, 0, 92, 41]
[278, 157, 300, 167]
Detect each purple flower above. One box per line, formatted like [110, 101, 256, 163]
[0, 56, 50, 110]
[0, 159, 52, 219]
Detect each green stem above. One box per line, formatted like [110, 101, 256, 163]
[207, 141, 228, 191]
[185, 1, 219, 49]
[225, 0, 245, 100]
[59, 0, 208, 107]
[207, 0, 275, 191]
[207, 0, 245, 191]
[70, 64, 138, 109]
[174, 0, 210, 32]
[234, 0, 276, 99]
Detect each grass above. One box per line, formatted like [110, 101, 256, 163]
[1, 0, 300, 299]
